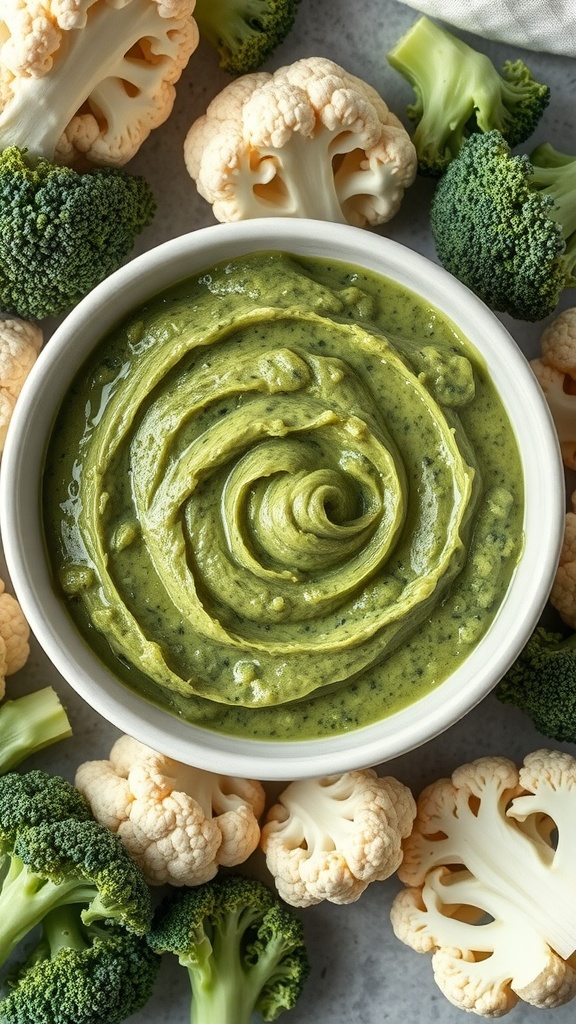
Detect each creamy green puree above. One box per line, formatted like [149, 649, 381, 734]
[43, 251, 524, 740]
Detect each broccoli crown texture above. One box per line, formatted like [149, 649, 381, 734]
[12, 817, 153, 933]
[0, 147, 155, 320]
[0, 771, 91, 848]
[148, 874, 310, 1024]
[0, 808, 152, 970]
[0, 689, 72, 776]
[430, 130, 576, 321]
[388, 16, 550, 176]
[497, 627, 576, 742]
[193, 0, 298, 74]
[0, 906, 160, 1024]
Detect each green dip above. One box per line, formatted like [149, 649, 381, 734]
[43, 251, 524, 740]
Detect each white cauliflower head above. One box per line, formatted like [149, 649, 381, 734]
[184, 56, 417, 227]
[391, 750, 576, 1017]
[260, 768, 416, 907]
[75, 734, 266, 886]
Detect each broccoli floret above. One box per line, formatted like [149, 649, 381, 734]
[388, 16, 550, 176]
[0, 771, 152, 971]
[1, 906, 160, 1024]
[193, 0, 298, 75]
[0, 770, 92, 847]
[148, 874, 310, 1024]
[0, 688, 72, 775]
[430, 130, 576, 322]
[0, 771, 156, 1023]
[0, 147, 155, 320]
[496, 627, 576, 743]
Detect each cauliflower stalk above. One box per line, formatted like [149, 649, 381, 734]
[0, 315, 42, 451]
[75, 735, 266, 886]
[260, 769, 416, 907]
[531, 307, 576, 470]
[391, 750, 576, 1017]
[184, 56, 417, 227]
[0, 0, 199, 167]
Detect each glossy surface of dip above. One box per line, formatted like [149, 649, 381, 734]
[43, 251, 524, 739]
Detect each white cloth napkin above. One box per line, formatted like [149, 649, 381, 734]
[397, 0, 576, 56]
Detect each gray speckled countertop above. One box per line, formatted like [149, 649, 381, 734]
[6, 2, 576, 1022]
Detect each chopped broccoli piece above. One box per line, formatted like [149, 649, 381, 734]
[0, 770, 152, 973]
[148, 874, 310, 1024]
[0, 688, 72, 775]
[1, 906, 160, 1024]
[193, 0, 298, 75]
[0, 147, 155, 320]
[430, 130, 576, 322]
[388, 16, 550, 176]
[496, 627, 576, 742]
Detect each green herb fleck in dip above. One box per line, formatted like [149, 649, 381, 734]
[43, 251, 524, 740]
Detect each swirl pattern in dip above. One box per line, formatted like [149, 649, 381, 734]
[43, 252, 524, 739]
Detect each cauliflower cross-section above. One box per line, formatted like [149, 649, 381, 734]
[260, 768, 416, 907]
[75, 734, 266, 886]
[184, 56, 417, 227]
[391, 750, 576, 1017]
[0, 0, 199, 167]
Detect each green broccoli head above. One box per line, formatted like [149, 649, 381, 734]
[496, 627, 576, 742]
[0, 812, 152, 971]
[1, 907, 160, 1024]
[0, 147, 155, 320]
[13, 817, 153, 935]
[193, 0, 298, 74]
[0, 770, 91, 851]
[429, 130, 576, 321]
[388, 16, 549, 176]
[148, 874, 310, 1024]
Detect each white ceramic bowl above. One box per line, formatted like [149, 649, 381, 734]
[0, 219, 565, 780]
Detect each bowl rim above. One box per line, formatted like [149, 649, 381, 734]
[0, 218, 565, 780]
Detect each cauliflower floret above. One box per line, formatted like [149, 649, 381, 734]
[75, 734, 266, 886]
[0, 578, 30, 700]
[260, 769, 416, 907]
[184, 56, 417, 227]
[0, 316, 43, 451]
[391, 750, 576, 1017]
[531, 308, 576, 469]
[0, 0, 199, 167]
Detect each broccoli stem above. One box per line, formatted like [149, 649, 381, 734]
[186, 910, 277, 1024]
[530, 144, 576, 275]
[0, 688, 72, 775]
[0, 0, 168, 162]
[193, 0, 264, 53]
[40, 904, 89, 957]
[193, 0, 297, 74]
[388, 15, 482, 153]
[0, 858, 97, 968]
